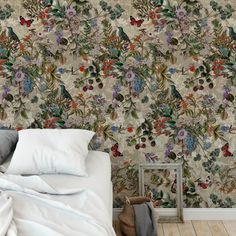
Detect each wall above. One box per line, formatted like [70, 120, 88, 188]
[0, 0, 236, 208]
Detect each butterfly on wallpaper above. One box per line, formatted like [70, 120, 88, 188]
[221, 143, 233, 157]
[198, 181, 211, 189]
[20, 16, 34, 27]
[130, 16, 144, 27]
[111, 143, 123, 157]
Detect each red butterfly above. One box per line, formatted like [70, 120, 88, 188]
[221, 143, 233, 157]
[20, 16, 34, 27]
[111, 143, 123, 157]
[198, 182, 210, 189]
[130, 16, 144, 27]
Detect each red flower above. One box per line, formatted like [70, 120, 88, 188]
[127, 127, 134, 133]
[79, 66, 85, 73]
[102, 60, 115, 76]
[149, 10, 156, 20]
[38, 8, 49, 20]
[189, 65, 196, 72]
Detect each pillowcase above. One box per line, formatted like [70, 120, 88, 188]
[6, 129, 95, 176]
[0, 130, 18, 165]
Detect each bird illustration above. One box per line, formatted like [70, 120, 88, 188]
[60, 84, 72, 100]
[228, 27, 236, 41]
[118, 27, 130, 42]
[7, 27, 20, 42]
[170, 85, 183, 100]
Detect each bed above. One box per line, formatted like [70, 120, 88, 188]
[0, 150, 115, 236]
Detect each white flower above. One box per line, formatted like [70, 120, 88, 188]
[15, 71, 25, 82]
[66, 6, 76, 18]
[125, 70, 135, 82]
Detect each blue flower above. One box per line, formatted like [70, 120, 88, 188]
[185, 135, 196, 152]
[23, 78, 33, 95]
[134, 77, 142, 94]
[168, 68, 177, 74]
[90, 19, 97, 27]
[221, 125, 230, 133]
[150, 83, 158, 92]
[58, 68, 65, 74]
[111, 125, 118, 132]
[200, 19, 208, 27]
[203, 142, 211, 150]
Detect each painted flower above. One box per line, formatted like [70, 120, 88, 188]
[79, 66, 85, 72]
[15, 71, 25, 82]
[66, 6, 76, 18]
[134, 78, 142, 94]
[176, 7, 187, 19]
[111, 125, 118, 132]
[178, 129, 188, 140]
[57, 68, 65, 74]
[125, 70, 135, 82]
[2, 87, 10, 99]
[221, 125, 230, 133]
[168, 68, 177, 74]
[164, 143, 173, 157]
[112, 84, 121, 100]
[223, 86, 231, 99]
[23, 78, 33, 95]
[185, 135, 196, 152]
[203, 142, 211, 150]
[127, 127, 134, 133]
[166, 32, 173, 44]
[189, 65, 196, 72]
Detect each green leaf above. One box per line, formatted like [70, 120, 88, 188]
[115, 62, 123, 67]
[131, 110, 139, 119]
[170, 38, 178, 45]
[136, 126, 142, 135]
[21, 110, 28, 119]
[4, 93, 13, 102]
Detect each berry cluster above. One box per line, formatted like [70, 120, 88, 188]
[193, 78, 214, 92]
[135, 122, 156, 149]
[82, 65, 104, 91]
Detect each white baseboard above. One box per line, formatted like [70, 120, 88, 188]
[113, 208, 236, 220]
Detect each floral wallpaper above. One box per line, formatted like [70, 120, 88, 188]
[0, 0, 236, 208]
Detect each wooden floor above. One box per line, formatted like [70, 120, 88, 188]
[113, 220, 236, 236]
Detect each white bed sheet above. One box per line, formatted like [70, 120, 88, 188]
[0, 150, 114, 235]
[41, 150, 113, 219]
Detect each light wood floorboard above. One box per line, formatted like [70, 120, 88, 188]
[192, 221, 212, 236]
[177, 221, 196, 236]
[162, 223, 181, 236]
[157, 223, 164, 236]
[223, 221, 236, 236]
[208, 221, 229, 236]
[113, 220, 236, 236]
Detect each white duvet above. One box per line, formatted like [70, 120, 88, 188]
[0, 174, 115, 236]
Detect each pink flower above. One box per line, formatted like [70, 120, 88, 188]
[125, 70, 135, 82]
[15, 71, 25, 82]
[178, 129, 188, 140]
[176, 7, 187, 19]
[66, 6, 76, 18]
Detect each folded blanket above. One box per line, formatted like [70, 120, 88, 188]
[133, 202, 157, 236]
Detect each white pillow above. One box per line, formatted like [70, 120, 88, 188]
[6, 129, 94, 176]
